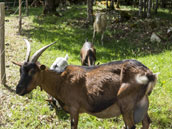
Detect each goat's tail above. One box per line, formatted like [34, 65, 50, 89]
[118, 61, 159, 97]
[145, 72, 159, 95]
[135, 72, 159, 95]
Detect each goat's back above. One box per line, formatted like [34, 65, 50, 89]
[80, 42, 96, 66]
[59, 59, 157, 115]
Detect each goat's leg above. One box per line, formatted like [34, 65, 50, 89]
[92, 30, 96, 43]
[122, 112, 136, 129]
[101, 32, 104, 46]
[88, 56, 91, 66]
[70, 110, 79, 129]
[141, 113, 151, 129]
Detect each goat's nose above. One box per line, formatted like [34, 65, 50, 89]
[16, 85, 23, 94]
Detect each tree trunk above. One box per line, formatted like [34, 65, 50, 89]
[26, 0, 29, 16]
[106, 0, 109, 8]
[116, 0, 120, 8]
[162, 0, 166, 8]
[139, 0, 143, 17]
[110, 0, 115, 10]
[133, 0, 137, 8]
[143, 0, 146, 14]
[147, 0, 151, 18]
[154, 0, 158, 14]
[87, 0, 93, 23]
[43, 0, 59, 15]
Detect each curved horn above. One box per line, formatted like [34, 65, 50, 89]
[24, 39, 31, 62]
[30, 41, 57, 63]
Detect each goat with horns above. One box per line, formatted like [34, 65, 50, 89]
[13, 39, 158, 129]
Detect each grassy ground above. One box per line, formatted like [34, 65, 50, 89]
[0, 4, 172, 129]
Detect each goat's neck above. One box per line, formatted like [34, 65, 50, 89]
[38, 69, 62, 99]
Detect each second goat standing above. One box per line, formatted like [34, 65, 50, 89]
[93, 13, 107, 46]
[80, 40, 96, 66]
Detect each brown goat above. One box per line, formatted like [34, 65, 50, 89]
[13, 40, 158, 129]
[80, 40, 96, 66]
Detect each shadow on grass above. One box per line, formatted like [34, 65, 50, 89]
[20, 5, 172, 62]
[4, 84, 16, 94]
[151, 111, 172, 128]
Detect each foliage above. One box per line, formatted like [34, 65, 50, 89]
[0, 4, 172, 129]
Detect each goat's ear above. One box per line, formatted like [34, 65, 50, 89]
[39, 65, 46, 71]
[154, 72, 160, 79]
[12, 61, 22, 67]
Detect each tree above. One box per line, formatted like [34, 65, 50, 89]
[43, 0, 59, 15]
[147, 0, 151, 17]
[139, 0, 143, 17]
[106, 0, 109, 8]
[162, 0, 167, 8]
[110, 0, 115, 10]
[87, 0, 93, 23]
[116, 0, 120, 8]
[155, 0, 159, 14]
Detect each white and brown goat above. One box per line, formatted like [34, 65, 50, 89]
[80, 40, 96, 66]
[13, 39, 158, 129]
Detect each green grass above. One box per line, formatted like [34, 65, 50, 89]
[0, 4, 172, 129]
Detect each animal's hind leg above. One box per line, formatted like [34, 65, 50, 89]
[141, 113, 151, 129]
[101, 32, 104, 46]
[122, 112, 136, 129]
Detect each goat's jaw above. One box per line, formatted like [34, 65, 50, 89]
[16, 85, 32, 96]
[16, 89, 28, 96]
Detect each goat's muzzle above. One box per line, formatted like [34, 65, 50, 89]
[16, 84, 28, 96]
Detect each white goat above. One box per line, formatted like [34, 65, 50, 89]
[50, 54, 69, 73]
[93, 13, 107, 46]
[48, 54, 69, 109]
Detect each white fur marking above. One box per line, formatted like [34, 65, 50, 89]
[121, 83, 128, 88]
[135, 74, 148, 84]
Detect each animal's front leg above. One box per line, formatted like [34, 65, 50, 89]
[92, 30, 96, 43]
[70, 110, 79, 129]
[101, 32, 104, 46]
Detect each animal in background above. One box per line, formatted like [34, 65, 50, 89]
[50, 54, 69, 72]
[80, 40, 96, 66]
[92, 13, 107, 46]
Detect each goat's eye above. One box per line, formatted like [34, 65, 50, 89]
[28, 69, 36, 76]
[54, 65, 58, 68]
